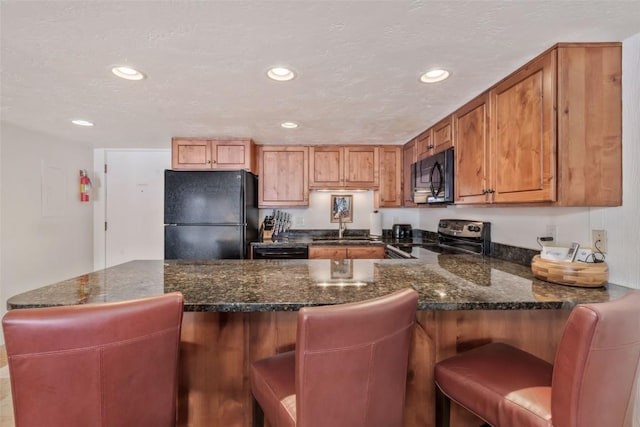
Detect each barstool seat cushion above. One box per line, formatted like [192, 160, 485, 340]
[435, 342, 553, 427]
[251, 351, 297, 427]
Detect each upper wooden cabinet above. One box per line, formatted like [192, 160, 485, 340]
[454, 92, 490, 204]
[257, 146, 309, 207]
[309, 146, 379, 189]
[417, 116, 453, 160]
[172, 138, 256, 172]
[432, 116, 454, 155]
[402, 139, 417, 207]
[490, 51, 556, 203]
[556, 44, 621, 206]
[375, 146, 403, 208]
[416, 129, 432, 159]
[454, 43, 622, 206]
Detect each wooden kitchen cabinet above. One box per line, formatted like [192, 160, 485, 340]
[453, 43, 621, 206]
[454, 92, 490, 204]
[402, 139, 417, 207]
[309, 146, 379, 189]
[375, 145, 403, 208]
[490, 50, 556, 203]
[257, 146, 309, 207]
[555, 44, 622, 206]
[308, 146, 343, 187]
[308, 246, 347, 259]
[346, 246, 385, 259]
[308, 245, 385, 259]
[432, 116, 453, 155]
[416, 129, 432, 159]
[416, 116, 452, 160]
[171, 138, 256, 172]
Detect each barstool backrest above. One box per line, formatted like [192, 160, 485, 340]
[2, 293, 184, 427]
[551, 290, 640, 426]
[295, 288, 418, 427]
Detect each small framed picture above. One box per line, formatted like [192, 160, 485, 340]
[330, 194, 353, 223]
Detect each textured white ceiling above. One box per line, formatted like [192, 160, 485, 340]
[1, 1, 639, 149]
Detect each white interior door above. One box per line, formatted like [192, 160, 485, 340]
[105, 150, 171, 268]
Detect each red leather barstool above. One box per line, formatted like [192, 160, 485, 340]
[434, 290, 640, 427]
[250, 288, 418, 427]
[2, 293, 184, 427]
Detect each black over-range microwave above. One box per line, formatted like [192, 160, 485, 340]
[411, 148, 454, 204]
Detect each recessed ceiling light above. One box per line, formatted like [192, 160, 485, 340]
[281, 122, 299, 129]
[71, 119, 94, 127]
[420, 69, 450, 83]
[111, 66, 146, 81]
[267, 67, 295, 81]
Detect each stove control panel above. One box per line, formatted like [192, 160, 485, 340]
[438, 219, 490, 240]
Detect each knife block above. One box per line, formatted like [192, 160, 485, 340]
[261, 229, 274, 242]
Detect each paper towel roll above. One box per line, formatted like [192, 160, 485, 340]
[369, 211, 382, 237]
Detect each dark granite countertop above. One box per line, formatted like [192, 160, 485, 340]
[7, 252, 630, 312]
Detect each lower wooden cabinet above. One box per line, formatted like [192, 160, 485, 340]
[308, 245, 385, 259]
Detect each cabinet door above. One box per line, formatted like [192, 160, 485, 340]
[258, 146, 309, 207]
[376, 146, 402, 208]
[432, 116, 453, 154]
[402, 139, 417, 207]
[212, 139, 255, 172]
[171, 138, 212, 169]
[491, 51, 556, 203]
[309, 146, 343, 188]
[344, 146, 379, 188]
[308, 246, 347, 259]
[347, 246, 385, 259]
[454, 93, 490, 204]
[556, 44, 622, 206]
[416, 129, 433, 159]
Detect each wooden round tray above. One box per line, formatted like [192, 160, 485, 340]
[531, 255, 608, 288]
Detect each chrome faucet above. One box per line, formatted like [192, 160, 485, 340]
[338, 214, 347, 239]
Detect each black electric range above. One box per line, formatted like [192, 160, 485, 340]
[387, 219, 491, 258]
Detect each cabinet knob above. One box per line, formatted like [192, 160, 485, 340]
[207, 160, 211, 164]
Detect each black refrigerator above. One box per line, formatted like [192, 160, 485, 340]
[164, 170, 258, 259]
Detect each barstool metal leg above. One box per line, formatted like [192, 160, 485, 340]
[435, 386, 451, 427]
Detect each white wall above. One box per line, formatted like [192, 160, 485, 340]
[0, 123, 94, 342]
[598, 32, 640, 292]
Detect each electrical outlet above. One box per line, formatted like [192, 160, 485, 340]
[545, 225, 558, 242]
[592, 229, 607, 253]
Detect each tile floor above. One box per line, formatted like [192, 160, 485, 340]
[0, 346, 14, 427]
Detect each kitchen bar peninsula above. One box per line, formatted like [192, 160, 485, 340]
[7, 253, 630, 427]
